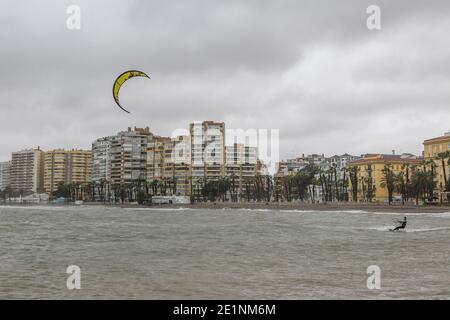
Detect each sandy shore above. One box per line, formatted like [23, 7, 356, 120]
[101, 202, 450, 213]
[168, 202, 450, 213]
[2, 201, 450, 213]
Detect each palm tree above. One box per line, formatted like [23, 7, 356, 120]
[1, 186, 13, 202]
[380, 164, 396, 205]
[96, 179, 105, 202]
[264, 175, 274, 203]
[436, 151, 450, 187]
[110, 183, 118, 203]
[347, 166, 359, 202]
[365, 165, 376, 202]
[341, 167, 349, 201]
[410, 167, 436, 205]
[395, 171, 407, 205]
[436, 151, 450, 203]
[102, 179, 109, 202]
[424, 159, 437, 203]
[228, 173, 238, 202]
[273, 175, 282, 202]
[242, 177, 254, 202]
[281, 175, 293, 202]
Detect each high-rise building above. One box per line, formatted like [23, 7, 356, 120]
[190, 121, 225, 198]
[43, 149, 92, 194]
[225, 143, 258, 197]
[92, 136, 113, 183]
[109, 127, 153, 184]
[147, 136, 172, 181]
[91, 122, 260, 201]
[91, 127, 154, 202]
[10, 148, 44, 193]
[0, 161, 11, 191]
[147, 135, 191, 196]
[164, 135, 191, 196]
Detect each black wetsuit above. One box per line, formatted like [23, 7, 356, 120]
[393, 221, 407, 231]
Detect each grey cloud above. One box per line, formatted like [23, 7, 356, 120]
[1, 0, 450, 162]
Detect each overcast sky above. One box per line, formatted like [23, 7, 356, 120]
[1, 0, 450, 162]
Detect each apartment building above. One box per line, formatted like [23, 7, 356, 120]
[347, 153, 423, 203]
[90, 122, 260, 200]
[146, 135, 192, 196]
[423, 131, 450, 194]
[147, 136, 172, 181]
[162, 135, 191, 196]
[189, 121, 226, 199]
[0, 161, 11, 191]
[92, 136, 113, 183]
[43, 149, 92, 194]
[10, 148, 44, 193]
[225, 143, 258, 196]
[109, 127, 153, 184]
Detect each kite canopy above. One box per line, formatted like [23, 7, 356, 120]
[112, 70, 150, 113]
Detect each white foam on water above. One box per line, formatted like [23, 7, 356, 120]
[368, 226, 450, 233]
[326, 210, 370, 214]
[369, 211, 429, 216]
[269, 209, 372, 214]
[370, 211, 450, 218]
[124, 207, 193, 212]
[276, 209, 435, 215]
[368, 226, 392, 232]
[405, 227, 450, 233]
[277, 209, 314, 213]
[429, 212, 450, 218]
[239, 208, 271, 212]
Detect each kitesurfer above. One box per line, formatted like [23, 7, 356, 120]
[392, 216, 407, 231]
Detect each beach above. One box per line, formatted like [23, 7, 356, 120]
[95, 202, 450, 213]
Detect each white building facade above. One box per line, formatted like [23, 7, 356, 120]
[0, 161, 11, 191]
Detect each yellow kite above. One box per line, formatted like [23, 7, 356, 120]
[112, 70, 150, 113]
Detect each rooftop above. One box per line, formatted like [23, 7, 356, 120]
[423, 131, 450, 144]
[349, 153, 423, 165]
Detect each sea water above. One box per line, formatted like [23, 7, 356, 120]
[0, 205, 449, 299]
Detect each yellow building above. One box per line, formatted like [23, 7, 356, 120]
[163, 136, 191, 196]
[147, 136, 171, 181]
[44, 149, 92, 194]
[225, 143, 258, 197]
[147, 135, 191, 196]
[348, 153, 423, 203]
[423, 132, 450, 194]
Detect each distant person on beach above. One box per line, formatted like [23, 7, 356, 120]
[392, 216, 407, 231]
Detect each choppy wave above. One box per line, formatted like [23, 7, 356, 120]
[1, 204, 450, 299]
[0, 205, 76, 211]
